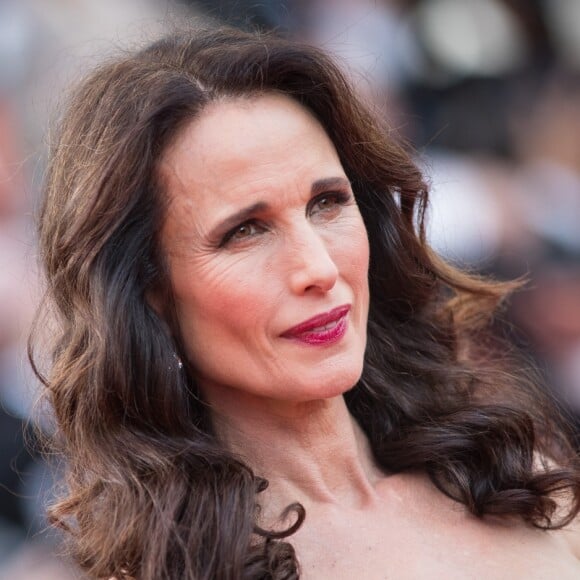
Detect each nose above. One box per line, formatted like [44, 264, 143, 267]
[286, 225, 339, 295]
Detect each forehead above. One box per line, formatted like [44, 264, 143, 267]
[158, 93, 345, 214]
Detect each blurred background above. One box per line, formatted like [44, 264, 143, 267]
[0, 0, 579, 577]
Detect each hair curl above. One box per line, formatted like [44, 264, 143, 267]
[31, 26, 580, 579]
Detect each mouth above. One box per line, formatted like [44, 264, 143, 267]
[281, 305, 351, 345]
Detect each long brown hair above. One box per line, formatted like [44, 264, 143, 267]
[32, 26, 580, 579]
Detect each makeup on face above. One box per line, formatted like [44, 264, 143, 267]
[159, 93, 370, 404]
[281, 304, 351, 346]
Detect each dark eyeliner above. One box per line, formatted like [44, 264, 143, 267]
[307, 190, 352, 215]
[218, 222, 245, 247]
[218, 220, 259, 248]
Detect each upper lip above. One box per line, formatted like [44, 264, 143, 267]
[281, 305, 351, 337]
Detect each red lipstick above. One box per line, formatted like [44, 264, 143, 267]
[282, 305, 350, 346]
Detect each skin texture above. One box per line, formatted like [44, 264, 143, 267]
[159, 93, 370, 413]
[157, 94, 580, 578]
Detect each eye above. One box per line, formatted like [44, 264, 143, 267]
[309, 191, 351, 216]
[232, 223, 256, 239]
[220, 220, 263, 247]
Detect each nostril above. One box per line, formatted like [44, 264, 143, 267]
[291, 255, 338, 295]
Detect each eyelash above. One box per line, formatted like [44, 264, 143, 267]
[308, 190, 352, 215]
[220, 190, 352, 247]
[219, 221, 263, 247]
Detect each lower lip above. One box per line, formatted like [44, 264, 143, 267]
[285, 314, 348, 346]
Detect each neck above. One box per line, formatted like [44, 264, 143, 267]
[208, 387, 384, 517]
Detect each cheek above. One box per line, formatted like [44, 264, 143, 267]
[173, 257, 279, 342]
[332, 218, 370, 283]
[353, 229, 370, 275]
[173, 262, 282, 389]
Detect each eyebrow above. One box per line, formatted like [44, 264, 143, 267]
[311, 176, 351, 196]
[207, 201, 269, 242]
[208, 176, 351, 241]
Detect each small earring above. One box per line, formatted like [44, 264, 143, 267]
[173, 353, 184, 370]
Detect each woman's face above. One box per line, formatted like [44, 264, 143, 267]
[158, 93, 370, 406]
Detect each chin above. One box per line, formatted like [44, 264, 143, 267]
[300, 361, 363, 402]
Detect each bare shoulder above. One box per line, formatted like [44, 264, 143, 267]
[375, 470, 580, 577]
[260, 465, 580, 579]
